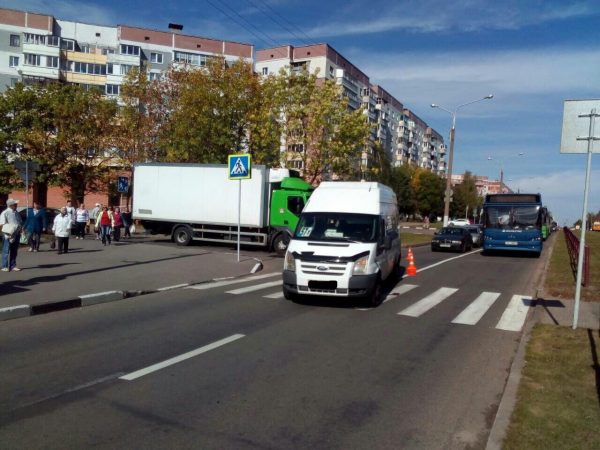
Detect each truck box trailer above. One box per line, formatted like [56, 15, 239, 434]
[133, 163, 313, 255]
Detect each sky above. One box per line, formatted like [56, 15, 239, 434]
[3, 0, 600, 225]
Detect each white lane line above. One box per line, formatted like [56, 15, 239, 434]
[264, 291, 284, 299]
[186, 272, 280, 290]
[409, 249, 482, 276]
[157, 283, 189, 292]
[226, 280, 283, 295]
[452, 292, 501, 325]
[496, 295, 532, 332]
[384, 284, 418, 303]
[398, 287, 458, 317]
[119, 334, 245, 381]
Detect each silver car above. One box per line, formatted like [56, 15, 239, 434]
[467, 225, 483, 247]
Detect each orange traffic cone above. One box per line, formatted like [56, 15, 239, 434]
[406, 248, 417, 276]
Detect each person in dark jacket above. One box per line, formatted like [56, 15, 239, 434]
[23, 202, 48, 252]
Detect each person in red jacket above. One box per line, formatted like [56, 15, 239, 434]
[95, 206, 114, 246]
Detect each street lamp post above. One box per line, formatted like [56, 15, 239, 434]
[431, 94, 494, 226]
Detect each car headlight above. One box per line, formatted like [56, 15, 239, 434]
[284, 251, 296, 272]
[353, 254, 369, 275]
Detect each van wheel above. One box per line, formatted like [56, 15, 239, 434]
[273, 233, 290, 257]
[174, 226, 192, 246]
[366, 277, 382, 307]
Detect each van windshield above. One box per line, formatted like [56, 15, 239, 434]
[294, 212, 380, 243]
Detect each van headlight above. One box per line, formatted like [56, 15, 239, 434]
[284, 251, 296, 272]
[353, 254, 369, 275]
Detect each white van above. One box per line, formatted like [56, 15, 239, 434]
[282, 181, 401, 306]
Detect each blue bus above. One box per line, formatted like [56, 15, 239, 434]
[481, 193, 543, 256]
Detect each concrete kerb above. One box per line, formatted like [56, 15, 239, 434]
[0, 261, 264, 322]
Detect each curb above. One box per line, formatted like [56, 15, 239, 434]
[0, 261, 264, 322]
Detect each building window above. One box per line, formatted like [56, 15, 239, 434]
[24, 33, 46, 45]
[173, 51, 207, 66]
[72, 61, 107, 75]
[46, 56, 59, 68]
[61, 39, 75, 51]
[10, 78, 19, 87]
[120, 44, 140, 56]
[10, 34, 20, 47]
[79, 44, 92, 54]
[9, 56, 19, 67]
[120, 64, 137, 75]
[101, 47, 115, 55]
[261, 67, 268, 75]
[150, 52, 163, 64]
[47, 36, 59, 47]
[107, 63, 113, 74]
[148, 72, 161, 81]
[24, 54, 41, 66]
[105, 84, 120, 95]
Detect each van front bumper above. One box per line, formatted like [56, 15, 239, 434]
[283, 270, 378, 297]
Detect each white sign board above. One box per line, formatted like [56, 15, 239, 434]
[560, 99, 600, 154]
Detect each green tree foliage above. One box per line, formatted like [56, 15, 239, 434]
[450, 171, 482, 219]
[412, 167, 445, 217]
[389, 165, 416, 215]
[273, 68, 371, 184]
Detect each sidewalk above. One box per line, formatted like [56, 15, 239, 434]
[0, 234, 272, 320]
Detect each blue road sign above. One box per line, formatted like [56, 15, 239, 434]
[117, 176, 129, 193]
[228, 154, 251, 180]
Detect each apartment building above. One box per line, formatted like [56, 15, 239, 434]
[451, 173, 512, 196]
[256, 43, 446, 177]
[0, 7, 253, 98]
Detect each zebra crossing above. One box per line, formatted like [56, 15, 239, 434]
[186, 273, 533, 332]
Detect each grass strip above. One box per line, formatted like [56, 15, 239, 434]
[544, 230, 599, 302]
[504, 325, 600, 449]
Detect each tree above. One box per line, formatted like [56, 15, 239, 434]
[412, 168, 445, 218]
[451, 171, 481, 219]
[389, 165, 416, 216]
[273, 68, 371, 184]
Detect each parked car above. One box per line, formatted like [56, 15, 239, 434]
[448, 218, 470, 226]
[431, 226, 473, 253]
[466, 225, 483, 247]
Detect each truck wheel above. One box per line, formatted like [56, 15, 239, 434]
[174, 226, 193, 246]
[273, 233, 290, 257]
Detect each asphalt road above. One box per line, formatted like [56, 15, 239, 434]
[0, 244, 546, 449]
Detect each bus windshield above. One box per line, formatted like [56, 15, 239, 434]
[294, 212, 380, 243]
[484, 205, 541, 230]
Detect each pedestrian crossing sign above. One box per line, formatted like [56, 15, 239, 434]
[228, 154, 251, 179]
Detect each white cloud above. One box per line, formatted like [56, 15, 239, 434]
[306, 0, 599, 38]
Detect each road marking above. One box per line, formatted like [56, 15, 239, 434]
[496, 295, 532, 332]
[410, 249, 482, 276]
[226, 280, 282, 295]
[264, 291, 284, 299]
[384, 283, 418, 302]
[398, 287, 458, 317]
[452, 292, 501, 325]
[186, 272, 279, 290]
[157, 283, 189, 291]
[119, 334, 245, 381]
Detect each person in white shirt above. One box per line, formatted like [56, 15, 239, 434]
[74, 203, 90, 239]
[52, 207, 72, 254]
[1, 198, 23, 271]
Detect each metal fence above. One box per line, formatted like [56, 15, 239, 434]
[563, 227, 590, 286]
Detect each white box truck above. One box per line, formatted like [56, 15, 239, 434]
[282, 181, 401, 306]
[133, 163, 313, 255]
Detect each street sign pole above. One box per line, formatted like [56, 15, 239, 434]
[237, 179, 241, 263]
[573, 108, 598, 329]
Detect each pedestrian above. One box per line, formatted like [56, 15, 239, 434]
[52, 207, 72, 254]
[0, 198, 24, 272]
[113, 207, 123, 242]
[96, 206, 114, 246]
[74, 203, 89, 239]
[23, 201, 48, 252]
[122, 207, 132, 238]
[65, 200, 76, 236]
[423, 215, 430, 229]
[90, 203, 101, 239]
